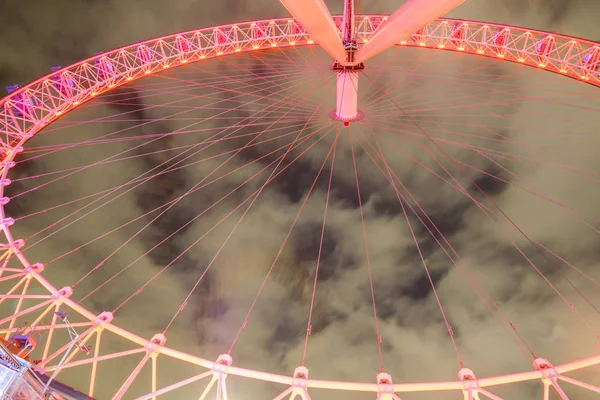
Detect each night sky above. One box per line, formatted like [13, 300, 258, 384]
[1, 0, 600, 399]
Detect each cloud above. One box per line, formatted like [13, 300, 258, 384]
[1, 1, 600, 399]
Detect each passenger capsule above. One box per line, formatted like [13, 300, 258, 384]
[253, 22, 267, 40]
[292, 22, 304, 37]
[5, 85, 34, 118]
[450, 22, 466, 47]
[536, 36, 555, 64]
[493, 28, 508, 47]
[412, 28, 424, 43]
[176, 36, 191, 55]
[10, 333, 37, 354]
[94, 53, 115, 80]
[136, 44, 153, 64]
[582, 47, 600, 71]
[214, 29, 228, 46]
[51, 66, 74, 97]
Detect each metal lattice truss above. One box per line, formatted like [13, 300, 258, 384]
[0, 15, 599, 399]
[1, 16, 599, 154]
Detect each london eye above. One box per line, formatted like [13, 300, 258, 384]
[0, 0, 599, 399]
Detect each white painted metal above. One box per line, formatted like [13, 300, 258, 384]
[354, 0, 467, 63]
[279, 0, 347, 62]
[335, 71, 359, 121]
[342, 0, 355, 44]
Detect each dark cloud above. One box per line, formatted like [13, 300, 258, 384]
[500, 0, 579, 26]
[291, 221, 338, 266]
[1, 1, 600, 399]
[468, 160, 512, 198]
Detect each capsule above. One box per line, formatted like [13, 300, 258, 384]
[450, 22, 466, 47]
[176, 36, 191, 55]
[6, 84, 19, 95]
[5, 85, 34, 118]
[493, 28, 509, 47]
[136, 44, 153, 64]
[79, 345, 92, 355]
[10, 333, 37, 354]
[412, 29, 424, 44]
[94, 53, 115, 80]
[536, 36, 555, 64]
[292, 22, 304, 37]
[252, 22, 267, 40]
[214, 29, 228, 47]
[582, 47, 600, 71]
[51, 66, 74, 97]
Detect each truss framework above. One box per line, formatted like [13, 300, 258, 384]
[0, 15, 598, 400]
[1, 16, 599, 155]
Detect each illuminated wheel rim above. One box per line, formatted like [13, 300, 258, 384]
[0, 15, 599, 399]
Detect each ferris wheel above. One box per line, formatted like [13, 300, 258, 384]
[0, 0, 600, 398]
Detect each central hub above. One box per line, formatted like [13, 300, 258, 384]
[331, 43, 365, 127]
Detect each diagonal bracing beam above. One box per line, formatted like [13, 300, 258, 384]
[279, 0, 347, 62]
[354, 0, 467, 64]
